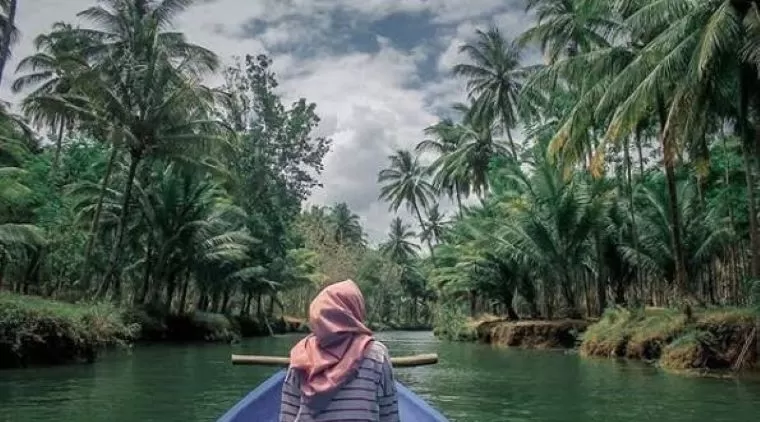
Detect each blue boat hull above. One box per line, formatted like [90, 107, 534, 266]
[217, 370, 449, 421]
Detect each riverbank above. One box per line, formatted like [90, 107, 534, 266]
[435, 316, 591, 348]
[0, 292, 137, 368]
[434, 307, 758, 373]
[0, 293, 432, 369]
[581, 307, 757, 372]
[0, 292, 307, 369]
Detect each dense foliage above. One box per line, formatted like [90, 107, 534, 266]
[0, 0, 424, 330]
[376, 0, 760, 325]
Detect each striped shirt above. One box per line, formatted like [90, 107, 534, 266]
[279, 341, 400, 422]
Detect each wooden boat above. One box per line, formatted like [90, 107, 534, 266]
[218, 353, 449, 422]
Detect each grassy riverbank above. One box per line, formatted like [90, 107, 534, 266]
[435, 307, 758, 373]
[1, 292, 433, 369]
[581, 307, 757, 372]
[0, 293, 138, 368]
[0, 293, 307, 369]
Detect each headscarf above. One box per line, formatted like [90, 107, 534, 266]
[288, 279, 374, 402]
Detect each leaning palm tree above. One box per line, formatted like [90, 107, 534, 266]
[378, 149, 435, 255]
[453, 27, 525, 160]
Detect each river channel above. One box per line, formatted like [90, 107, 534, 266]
[1, 331, 759, 421]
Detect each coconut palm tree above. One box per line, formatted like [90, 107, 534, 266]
[453, 27, 525, 160]
[47, 0, 224, 298]
[379, 217, 420, 264]
[13, 23, 89, 175]
[421, 204, 447, 246]
[519, 0, 616, 64]
[329, 202, 364, 246]
[378, 149, 436, 254]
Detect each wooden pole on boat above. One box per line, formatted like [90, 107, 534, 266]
[231, 353, 438, 367]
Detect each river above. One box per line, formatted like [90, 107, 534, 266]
[1, 331, 759, 421]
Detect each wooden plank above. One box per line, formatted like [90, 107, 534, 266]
[231, 353, 439, 367]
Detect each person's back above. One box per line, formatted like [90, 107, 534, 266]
[278, 279, 400, 422]
[279, 341, 399, 422]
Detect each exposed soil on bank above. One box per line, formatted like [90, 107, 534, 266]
[475, 318, 591, 349]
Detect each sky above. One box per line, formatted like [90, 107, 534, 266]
[4, 0, 540, 244]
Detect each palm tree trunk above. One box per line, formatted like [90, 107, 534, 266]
[659, 97, 689, 299]
[81, 145, 118, 290]
[635, 124, 645, 176]
[624, 135, 641, 302]
[456, 188, 463, 217]
[0, 0, 17, 87]
[99, 152, 142, 300]
[137, 235, 153, 305]
[740, 67, 760, 280]
[505, 126, 518, 161]
[51, 119, 66, 179]
[412, 203, 435, 258]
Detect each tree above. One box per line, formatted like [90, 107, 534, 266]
[378, 149, 436, 255]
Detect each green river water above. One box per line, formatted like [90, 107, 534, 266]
[1, 331, 759, 422]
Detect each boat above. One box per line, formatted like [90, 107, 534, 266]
[217, 369, 449, 421]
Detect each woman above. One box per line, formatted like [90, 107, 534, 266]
[279, 279, 399, 422]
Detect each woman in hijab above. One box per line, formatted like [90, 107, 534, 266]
[279, 279, 399, 422]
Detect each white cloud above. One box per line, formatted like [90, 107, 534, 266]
[5, 0, 532, 243]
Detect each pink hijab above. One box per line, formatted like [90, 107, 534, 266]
[289, 279, 374, 400]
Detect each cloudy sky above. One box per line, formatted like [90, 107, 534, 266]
[5, 0, 540, 244]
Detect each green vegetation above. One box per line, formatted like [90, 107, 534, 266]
[0, 292, 136, 368]
[368, 1, 760, 370]
[0, 0, 430, 368]
[3, 0, 760, 374]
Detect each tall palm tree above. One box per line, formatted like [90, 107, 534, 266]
[50, 0, 223, 298]
[453, 27, 525, 160]
[378, 149, 435, 255]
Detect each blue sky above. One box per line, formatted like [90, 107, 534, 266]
[9, 0, 539, 243]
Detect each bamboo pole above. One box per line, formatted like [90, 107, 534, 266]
[231, 353, 439, 367]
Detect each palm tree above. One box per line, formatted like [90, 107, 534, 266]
[421, 204, 447, 246]
[418, 118, 470, 214]
[50, 0, 223, 298]
[453, 27, 525, 160]
[435, 110, 509, 199]
[330, 202, 364, 246]
[379, 217, 420, 264]
[13, 23, 89, 175]
[378, 149, 435, 255]
[519, 0, 616, 64]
